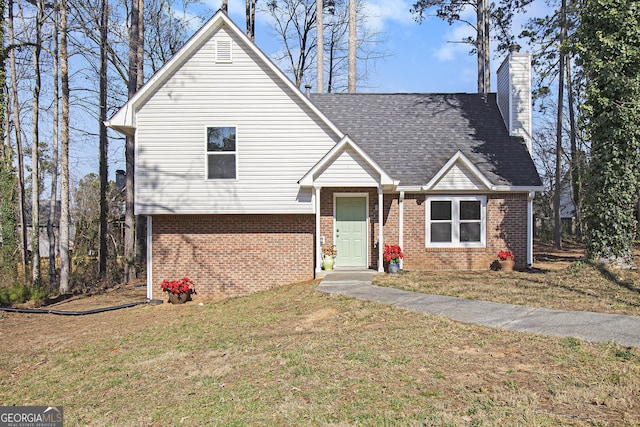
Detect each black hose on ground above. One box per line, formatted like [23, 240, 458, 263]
[0, 301, 149, 316]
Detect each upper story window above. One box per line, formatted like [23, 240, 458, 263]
[206, 126, 236, 180]
[426, 196, 486, 247]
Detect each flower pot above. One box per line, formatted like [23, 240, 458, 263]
[498, 259, 515, 272]
[168, 292, 189, 304]
[388, 263, 400, 274]
[323, 255, 335, 271]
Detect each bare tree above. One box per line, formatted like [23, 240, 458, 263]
[265, 0, 386, 91]
[247, 0, 258, 41]
[30, 0, 44, 286]
[59, 0, 70, 293]
[48, 0, 60, 290]
[99, 0, 109, 277]
[553, 0, 567, 249]
[124, 0, 140, 283]
[264, 0, 318, 88]
[124, 0, 145, 282]
[8, 0, 28, 282]
[316, 0, 323, 92]
[347, 0, 355, 92]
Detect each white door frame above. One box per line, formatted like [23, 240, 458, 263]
[333, 192, 369, 268]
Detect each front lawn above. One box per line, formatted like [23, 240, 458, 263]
[1, 276, 638, 425]
[374, 242, 640, 315]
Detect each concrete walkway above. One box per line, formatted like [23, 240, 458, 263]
[317, 270, 640, 348]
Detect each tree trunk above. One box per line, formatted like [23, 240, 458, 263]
[59, 0, 71, 294]
[8, 0, 28, 282]
[125, 0, 140, 282]
[347, 0, 356, 93]
[317, 0, 323, 93]
[133, 0, 146, 277]
[553, 0, 566, 250]
[48, 0, 60, 291]
[566, 57, 581, 240]
[476, 0, 484, 94]
[31, 0, 44, 286]
[221, 0, 228, 13]
[99, 0, 109, 278]
[483, 0, 490, 92]
[242, 0, 257, 40]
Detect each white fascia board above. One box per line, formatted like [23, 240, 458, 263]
[107, 11, 344, 139]
[423, 150, 493, 191]
[397, 185, 544, 194]
[299, 135, 394, 186]
[490, 185, 544, 192]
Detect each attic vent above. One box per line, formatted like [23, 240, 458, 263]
[216, 39, 232, 63]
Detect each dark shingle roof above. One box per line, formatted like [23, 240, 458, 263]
[309, 93, 542, 188]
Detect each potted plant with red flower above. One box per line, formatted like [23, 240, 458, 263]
[161, 277, 196, 304]
[497, 250, 515, 271]
[322, 245, 337, 271]
[384, 244, 404, 274]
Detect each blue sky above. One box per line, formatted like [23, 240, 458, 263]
[217, 0, 547, 93]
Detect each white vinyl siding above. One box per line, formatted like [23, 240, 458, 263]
[432, 162, 486, 190]
[426, 196, 486, 248]
[314, 146, 379, 186]
[497, 52, 532, 151]
[135, 26, 338, 214]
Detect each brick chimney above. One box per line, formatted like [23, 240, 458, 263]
[496, 44, 532, 152]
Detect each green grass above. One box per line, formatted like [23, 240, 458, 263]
[1, 281, 639, 425]
[373, 260, 640, 315]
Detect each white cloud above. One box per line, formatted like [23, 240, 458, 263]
[362, 0, 414, 33]
[435, 23, 475, 62]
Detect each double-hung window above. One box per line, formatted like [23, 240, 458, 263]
[426, 196, 486, 247]
[206, 126, 236, 180]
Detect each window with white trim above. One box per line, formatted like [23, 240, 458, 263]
[426, 196, 486, 247]
[206, 126, 236, 180]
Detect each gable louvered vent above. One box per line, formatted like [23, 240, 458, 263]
[216, 39, 232, 63]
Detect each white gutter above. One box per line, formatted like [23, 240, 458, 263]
[315, 186, 322, 273]
[527, 191, 534, 266]
[378, 186, 384, 272]
[399, 191, 404, 270]
[146, 216, 153, 300]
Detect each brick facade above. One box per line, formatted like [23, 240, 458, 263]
[392, 193, 529, 271]
[151, 193, 528, 299]
[151, 214, 315, 300]
[320, 189, 529, 272]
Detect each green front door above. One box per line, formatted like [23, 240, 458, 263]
[335, 197, 367, 268]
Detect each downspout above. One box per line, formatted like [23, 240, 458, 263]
[315, 186, 322, 273]
[146, 216, 153, 300]
[378, 186, 384, 272]
[399, 191, 404, 270]
[527, 191, 534, 266]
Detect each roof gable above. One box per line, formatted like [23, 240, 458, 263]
[107, 10, 342, 139]
[299, 136, 395, 187]
[424, 151, 491, 191]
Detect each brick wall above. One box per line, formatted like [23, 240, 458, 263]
[396, 193, 529, 270]
[151, 214, 315, 300]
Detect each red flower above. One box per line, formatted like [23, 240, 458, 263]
[498, 250, 514, 261]
[383, 244, 404, 264]
[161, 277, 196, 295]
